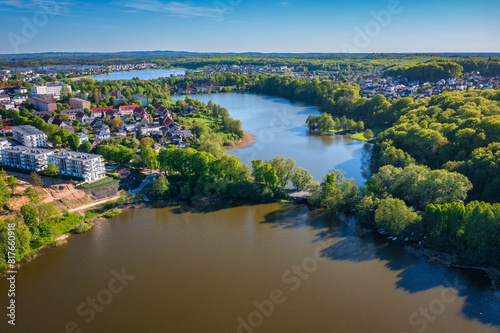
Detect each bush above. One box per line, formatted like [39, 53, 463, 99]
[70, 221, 93, 234]
[103, 208, 121, 218]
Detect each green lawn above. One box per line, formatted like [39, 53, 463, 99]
[349, 132, 371, 142]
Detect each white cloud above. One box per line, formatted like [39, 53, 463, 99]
[0, 0, 69, 13]
[277, 1, 289, 7]
[119, 0, 228, 20]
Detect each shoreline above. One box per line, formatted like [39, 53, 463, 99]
[225, 131, 256, 151]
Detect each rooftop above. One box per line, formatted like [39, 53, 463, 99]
[13, 125, 47, 136]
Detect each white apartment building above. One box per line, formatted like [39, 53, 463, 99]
[13, 125, 49, 148]
[48, 151, 105, 182]
[31, 84, 72, 96]
[1, 146, 54, 171]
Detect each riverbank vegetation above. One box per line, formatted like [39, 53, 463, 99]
[0, 171, 131, 269]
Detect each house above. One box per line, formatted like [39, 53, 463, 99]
[77, 133, 89, 145]
[110, 90, 121, 98]
[167, 123, 181, 134]
[113, 128, 127, 138]
[0, 126, 13, 135]
[113, 98, 126, 105]
[0, 94, 10, 102]
[122, 123, 138, 132]
[48, 150, 105, 182]
[119, 104, 140, 116]
[61, 109, 80, 120]
[134, 94, 149, 107]
[133, 107, 150, 122]
[12, 125, 48, 147]
[105, 109, 119, 118]
[92, 106, 113, 118]
[95, 130, 111, 140]
[42, 114, 54, 124]
[12, 95, 28, 104]
[76, 111, 91, 124]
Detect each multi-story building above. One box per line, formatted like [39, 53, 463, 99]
[31, 84, 72, 96]
[1, 146, 54, 171]
[135, 94, 149, 107]
[13, 125, 49, 148]
[69, 98, 91, 110]
[0, 138, 12, 163]
[48, 151, 105, 182]
[31, 96, 57, 112]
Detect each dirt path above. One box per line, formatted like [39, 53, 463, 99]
[68, 195, 121, 213]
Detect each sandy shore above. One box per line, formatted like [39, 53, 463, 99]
[225, 131, 256, 152]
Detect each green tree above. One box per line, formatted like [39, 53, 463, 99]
[363, 129, 374, 140]
[46, 163, 59, 185]
[267, 156, 296, 188]
[67, 134, 80, 151]
[374, 197, 421, 237]
[152, 174, 169, 197]
[262, 163, 279, 187]
[140, 146, 158, 172]
[290, 167, 314, 191]
[29, 172, 44, 188]
[5, 176, 19, 196]
[20, 204, 38, 226]
[79, 140, 92, 153]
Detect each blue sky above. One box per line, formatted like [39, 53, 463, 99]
[0, 0, 499, 54]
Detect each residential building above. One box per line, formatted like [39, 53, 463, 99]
[77, 133, 89, 145]
[69, 98, 91, 110]
[133, 107, 150, 122]
[92, 106, 113, 118]
[96, 130, 111, 140]
[61, 109, 81, 120]
[0, 94, 10, 102]
[13, 125, 49, 147]
[48, 150, 105, 182]
[110, 90, 121, 98]
[76, 111, 91, 124]
[135, 94, 149, 107]
[119, 104, 139, 116]
[1, 146, 54, 171]
[0, 126, 12, 135]
[31, 84, 71, 96]
[31, 96, 57, 112]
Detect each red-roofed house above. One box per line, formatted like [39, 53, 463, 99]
[119, 104, 140, 116]
[0, 126, 12, 134]
[92, 106, 114, 118]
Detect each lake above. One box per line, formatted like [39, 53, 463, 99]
[1, 204, 498, 333]
[1, 90, 499, 333]
[172, 93, 372, 184]
[90, 68, 185, 81]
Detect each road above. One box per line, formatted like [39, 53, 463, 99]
[129, 172, 159, 194]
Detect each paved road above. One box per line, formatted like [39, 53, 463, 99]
[129, 172, 159, 194]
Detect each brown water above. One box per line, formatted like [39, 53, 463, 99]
[2, 203, 499, 333]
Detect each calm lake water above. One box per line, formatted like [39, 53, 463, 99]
[1, 204, 498, 333]
[172, 93, 371, 184]
[90, 68, 185, 81]
[1, 84, 499, 333]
